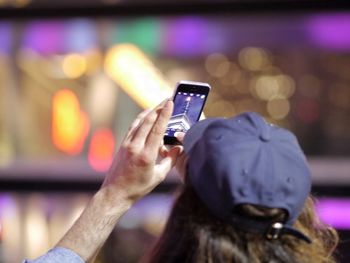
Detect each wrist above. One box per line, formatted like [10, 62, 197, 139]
[95, 185, 134, 215]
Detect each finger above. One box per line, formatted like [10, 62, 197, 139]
[144, 100, 173, 155]
[125, 108, 152, 141]
[174, 132, 185, 144]
[130, 99, 169, 146]
[155, 146, 181, 181]
[159, 145, 167, 158]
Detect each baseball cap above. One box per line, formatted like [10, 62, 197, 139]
[183, 112, 312, 243]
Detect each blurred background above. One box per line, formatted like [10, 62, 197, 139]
[0, 0, 350, 262]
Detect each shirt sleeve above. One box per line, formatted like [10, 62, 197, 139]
[22, 247, 85, 263]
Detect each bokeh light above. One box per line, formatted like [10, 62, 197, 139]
[267, 98, 290, 120]
[205, 53, 230, 77]
[238, 47, 270, 71]
[52, 89, 90, 155]
[85, 49, 103, 75]
[88, 128, 115, 172]
[62, 53, 87, 79]
[276, 75, 296, 98]
[253, 74, 295, 101]
[24, 195, 50, 259]
[316, 198, 350, 229]
[87, 74, 118, 125]
[0, 23, 12, 54]
[104, 44, 172, 109]
[219, 63, 242, 87]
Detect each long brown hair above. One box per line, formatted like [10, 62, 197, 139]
[143, 184, 338, 263]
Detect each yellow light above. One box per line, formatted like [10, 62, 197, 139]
[267, 98, 290, 120]
[52, 89, 90, 155]
[220, 63, 241, 86]
[275, 74, 295, 99]
[62, 53, 87, 79]
[205, 53, 230, 77]
[255, 75, 280, 100]
[85, 49, 103, 75]
[254, 74, 295, 101]
[104, 44, 172, 109]
[238, 47, 270, 71]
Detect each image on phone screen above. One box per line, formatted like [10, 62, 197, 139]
[164, 91, 207, 138]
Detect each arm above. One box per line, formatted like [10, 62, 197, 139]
[55, 99, 181, 262]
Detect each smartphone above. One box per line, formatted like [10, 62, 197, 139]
[164, 81, 211, 145]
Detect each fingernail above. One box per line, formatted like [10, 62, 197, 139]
[165, 99, 172, 108]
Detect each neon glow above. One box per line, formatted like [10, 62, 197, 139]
[104, 44, 172, 109]
[308, 14, 350, 50]
[23, 22, 64, 54]
[111, 19, 161, 55]
[88, 128, 115, 172]
[52, 89, 90, 155]
[316, 198, 350, 229]
[0, 23, 11, 53]
[164, 17, 208, 56]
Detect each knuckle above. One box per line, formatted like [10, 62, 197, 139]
[144, 114, 156, 125]
[151, 125, 163, 136]
[125, 144, 138, 155]
[137, 112, 145, 119]
[137, 152, 153, 166]
[121, 142, 129, 150]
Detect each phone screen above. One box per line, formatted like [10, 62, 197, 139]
[164, 89, 208, 140]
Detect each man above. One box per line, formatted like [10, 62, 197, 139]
[24, 99, 182, 263]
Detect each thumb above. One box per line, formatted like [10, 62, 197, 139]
[174, 132, 185, 144]
[156, 146, 182, 179]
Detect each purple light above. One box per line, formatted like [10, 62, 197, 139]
[0, 23, 12, 53]
[23, 21, 64, 55]
[63, 19, 97, 53]
[133, 194, 173, 218]
[307, 13, 350, 50]
[316, 198, 350, 229]
[163, 17, 208, 57]
[0, 195, 17, 218]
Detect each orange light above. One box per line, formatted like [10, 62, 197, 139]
[88, 128, 115, 172]
[52, 89, 90, 155]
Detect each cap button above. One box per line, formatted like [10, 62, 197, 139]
[259, 127, 271, 142]
[259, 134, 270, 142]
[248, 112, 271, 142]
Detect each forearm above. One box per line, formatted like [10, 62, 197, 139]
[54, 100, 177, 263]
[56, 186, 133, 262]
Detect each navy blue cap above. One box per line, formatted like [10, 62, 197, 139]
[184, 112, 312, 243]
